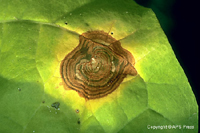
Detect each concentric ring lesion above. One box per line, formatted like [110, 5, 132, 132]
[61, 30, 137, 99]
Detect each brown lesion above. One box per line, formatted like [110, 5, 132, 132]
[61, 30, 137, 99]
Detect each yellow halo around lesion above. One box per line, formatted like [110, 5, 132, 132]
[43, 27, 139, 116]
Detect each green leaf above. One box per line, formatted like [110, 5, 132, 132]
[0, 0, 198, 133]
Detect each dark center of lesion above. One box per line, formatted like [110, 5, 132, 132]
[76, 45, 116, 87]
[61, 30, 137, 99]
[87, 56, 101, 73]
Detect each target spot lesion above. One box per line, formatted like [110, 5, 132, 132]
[60, 30, 137, 99]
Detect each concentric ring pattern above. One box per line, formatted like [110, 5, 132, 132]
[61, 31, 137, 99]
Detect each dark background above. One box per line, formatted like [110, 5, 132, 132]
[135, 0, 199, 105]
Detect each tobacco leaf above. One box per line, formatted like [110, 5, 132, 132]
[0, 0, 198, 133]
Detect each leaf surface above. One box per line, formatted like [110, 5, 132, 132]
[0, 0, 198, 133]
